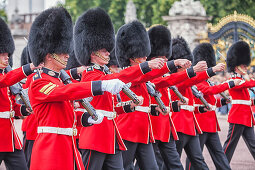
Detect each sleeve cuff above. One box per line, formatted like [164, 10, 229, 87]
[92, 81, 103, 96]
[206, 68, 216, 77]
[228, 80, 235, 88]
[123, 104, 134, 113]
[21, 105, 30, 116]
[81, 112, 93, 127]
[139, 62, 151, 74]
[198, 106, 207, 113]
[70, 68, 81, 80]
[22, 64, 33, 76]
[167, 60, 177, 73]
[221, 98, 227, 106]
[172, 101, 180, 112]
[186, 67, 196, 78]
[150, 105, 159, 116]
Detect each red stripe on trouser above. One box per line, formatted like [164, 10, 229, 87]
[224, 124, 235, 153]
[86, 150, 91, 170]
[189, 162, 191, 170]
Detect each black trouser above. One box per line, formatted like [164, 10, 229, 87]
[176, 132, 209, 170]
[81, 149, 124, 170]
[0, 149, 28, 170]
[223, 123, 255, 162]
[122, 140, 158, 170]
[152, 143, 165, 170]
[186, 132, 231, 170]
[156, 135, 184, 170]
[23, 139, 34, 170]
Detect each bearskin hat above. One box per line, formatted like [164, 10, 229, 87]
[193, 43, 216, 68]
[116, 20, 151, 68]
[74, 7, 115, 66]
[227, 41, 251, 72]
[147, 25, 172, 60]
[65, 50, 81, 70]
[28, 7, 73, 66]
[107, 49, 119, 67]
[20, 46, 31, 66]
[170, 36, 193, 62]
[0, 18, 15, 57]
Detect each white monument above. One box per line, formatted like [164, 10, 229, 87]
[163, 0, 210, 50]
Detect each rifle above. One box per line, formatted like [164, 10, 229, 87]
[104, 65, 140, 105]
[60, 69, 98, 121]
[169, 86, 186, 104]
[146, 82, 167, 114]
[207, 80, 231, 103]
[5, 65, 33, 112]
[191, 85, 211, 110]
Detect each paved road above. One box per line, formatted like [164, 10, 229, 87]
[1, 115, 254, 169]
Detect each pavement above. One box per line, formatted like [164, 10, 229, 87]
[0, 114, 254, 169]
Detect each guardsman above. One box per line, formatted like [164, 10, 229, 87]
[115, 21, 195, 170]
[186, 43, 241, 170]
[0, 17, 38, 170]
[223, 41, 255, 162]
[73, 8, 164, 170]
[147, 25, 189, 170]
[27, 7, 125, 170]
[155, 37, 225, 170]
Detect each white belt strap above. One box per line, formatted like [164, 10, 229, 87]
[193, 104, 216, 111]
[232, 100, 251, 105]
[0, 111, 15, 119]
[135, 106, 151, 113]
[37, 126, 77, 136]
[75, 108, 87, 112]
[180, 105, 194, 112]
[97, 110, 116, 120]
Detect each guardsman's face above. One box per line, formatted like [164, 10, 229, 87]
[237, 64, 248, 75]
[0, 53, 9, 69]
[52, 53, 69, 70]
[92, 48, 110, 66]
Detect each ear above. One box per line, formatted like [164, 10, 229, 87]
[45, 53, 52, 61]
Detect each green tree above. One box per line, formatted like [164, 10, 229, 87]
[108, 0, 127, 31]
[0, 0, 7, 22]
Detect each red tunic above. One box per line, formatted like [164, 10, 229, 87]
[150, 69, 195, 142]
[156, 69, 215, 136]
[79, 63, 151, 154]
[116, 62, 189, 143]
[194, 81, 234, 132]
[29, 68, 102, 170]
[0, 66, 32, 152]
[22, 69, 78, 141]
[228, 74, 255, 127]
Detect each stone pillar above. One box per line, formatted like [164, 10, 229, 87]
[162, 0, 210, 50]
[125, 0, 137, 24]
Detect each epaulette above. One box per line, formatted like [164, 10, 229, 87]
[33, 71, 42, 81]
[86, 66, 94, 72]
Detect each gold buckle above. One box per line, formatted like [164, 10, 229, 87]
[73, 128, 77, 136]
[10, 111, 14, 118]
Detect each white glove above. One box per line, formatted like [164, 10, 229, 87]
[87, 112, 104, 124]
[101, 79, 125, 95]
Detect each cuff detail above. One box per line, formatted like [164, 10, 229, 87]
[22, 64, 33, 76]
[92, 81, 103, 96]
[140, 62, 151, 74]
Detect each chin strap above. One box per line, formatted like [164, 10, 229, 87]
[94, 51, 110, 62]
[52, 53, 67, 66]
[133, 58, 142, 64]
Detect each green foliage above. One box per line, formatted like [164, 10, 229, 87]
[200, 0, 255, 24]
[64, 0, 255, 30]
